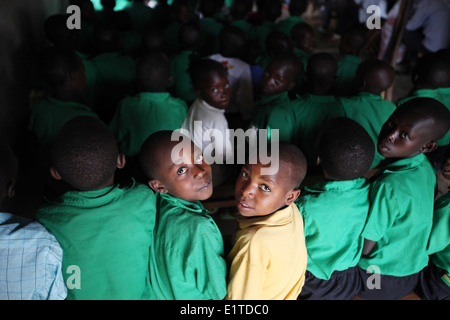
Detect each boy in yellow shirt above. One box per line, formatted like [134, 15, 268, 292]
[226, 142, 308, 300]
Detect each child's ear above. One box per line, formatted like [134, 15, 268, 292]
[148, 179, 168, 193]
[116, 153, 126, 169]
[6, 180, 15, 199]
[285, 189, 301, 206]
[421, 141, 438, 154]
[49, 166, 62, 181]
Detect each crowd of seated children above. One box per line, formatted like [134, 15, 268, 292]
[3, 0, 450, 301]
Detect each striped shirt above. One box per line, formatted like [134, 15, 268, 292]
[0, 212, 67, 300]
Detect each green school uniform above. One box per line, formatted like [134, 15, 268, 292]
[28, 96, 98, 147]
[149, 192, 227, 300]
[249, 20, 275, 55]
[251, 92, 297, 143]
[293, 47, 310, 72]
[295, 178, 370, 280]
[198, 17, 223, 54]
[109, 91, 187, 157]
[335, 54, 363, 96]
[170, 50, 198, 103]
[275, 16, 305, 36]
[397, 89, 449, 145]
[231, 19, 252, 37]
[358, 154, 436, 277]
[427, 192, 450, 274]
[339, 92, 396, 169]
[37, 181, 156, 300]
[292, 94, 346, 163]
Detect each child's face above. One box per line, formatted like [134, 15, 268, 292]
[261, 62, 295, 96]
[299, 31, 315, 53]
[234, 162, 297, 217]
[377, 112, 436, 159]
[198, 70, 231, 110]
[442, 156, 450, 179]
[152, 143, 213, 202]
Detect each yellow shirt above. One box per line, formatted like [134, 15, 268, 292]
[225, 203, 307, 300]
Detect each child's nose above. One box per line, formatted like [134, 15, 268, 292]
[192, 164, 205, 179]
[241, 182, 255, 198]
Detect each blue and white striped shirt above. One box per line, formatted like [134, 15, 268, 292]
[0, 212, 67, 300]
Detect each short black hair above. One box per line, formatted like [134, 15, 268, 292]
[356, 59, 395, 94]
[277, 142, 307, 190]
[412, 52, 450, 89]
[51, 116, 119, 191]
[140, 130, 187, 180]
[306, 52, 338, 88]
[316, 117, 375, 180]
[339, 24, 367, 55]
[265, 31, 293, 57]
[136, 51, 171, 92]
[290, 22, 314, 42]
[396, 97, 450, 142]
[288, 0, 308, 16]
[179, 22, 202, 50]
[268, 53, 302, 83]
[36, 46, 82, 89]
[219, 25, 247, 57]
[189, 58, 228, 92]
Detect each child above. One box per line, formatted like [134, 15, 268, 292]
[197, 0, 224, 55]
[296, 117, 375, 300]
[139, 130, 227, 300]
[0, 144, 67, 300]
[338, 59, 396, 171]
[109, 51, 188, 158]
[28, 47, 98, 148]
[229, 0, 253, 37]
[357, 97, 450, 300]
[225, 142, 308, 300]
[36, 116, 156, 300]
[292, 52, 345, 166]
[209, 25, 254, 130]
[249, 0, 282, 56]
[181, 58, 234, 186]
[334, 24, 367, 96]
[436, 146, 450, 200]
[290, 22, 315, 72]
[251, 54, 302, 144]
[164, 0, 193, 55]
[276, 0, 309, 36]
[170, 22, 203, 105]
[91, 23, 136, 123]
[416, 187, 450, 300]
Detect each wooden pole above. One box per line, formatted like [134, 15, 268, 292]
[383, 0, 413, 102]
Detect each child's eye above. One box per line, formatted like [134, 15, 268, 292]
[260, 184, 271, 192]
[240, 170, 249, 179]
[177, 167, 188, 175]
[212, 88, 218, 93]
[400, 132, 409, 139]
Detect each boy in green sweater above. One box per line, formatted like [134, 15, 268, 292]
[37, 116, 157, 300]
[338, 59, 396, 171]
[357, 98, 450, 300]
[140, 130, 227, 300]
[110, 51, 188, 158]
[251, 53, 302, 144]
[297, 117, 374, 300]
